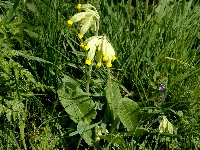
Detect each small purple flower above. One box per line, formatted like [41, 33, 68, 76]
[158, 92, 165, 105]
[160, 93, 164, 99]
[158, 84, 166, 91]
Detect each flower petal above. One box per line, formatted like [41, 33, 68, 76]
[80, 17, 93, 36]
[81, 4, 97, 11]
[85, 59, 92, 65]
[106, 61, 112, 67]
[97, 62, 101, 67]
[78, 33, 83, 39]
[77, 4, 81, 10]
[70, 12, 91, 23]
[67, 20, 73, 25]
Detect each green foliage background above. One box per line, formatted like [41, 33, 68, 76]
[0, 0, 200, 149]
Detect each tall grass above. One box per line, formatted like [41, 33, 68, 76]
[0, 0, 199, 149]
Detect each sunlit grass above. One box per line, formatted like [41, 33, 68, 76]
[0, 0, 199, 149]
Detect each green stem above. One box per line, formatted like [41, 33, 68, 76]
[86, 62, 93, 93]
[96, 20, 99, 36]
[107, 68, 113, 122]
[107, 68, 112, 97]
[144, 0, 149, 18]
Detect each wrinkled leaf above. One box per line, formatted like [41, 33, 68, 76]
[58, 76, 96, 123]
[118, 98, 140, 131]
[106, 81, 122, 120]
[77, 121, 93, 146]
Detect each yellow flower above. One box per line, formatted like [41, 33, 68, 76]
[78, 33, 83, 39]
[67, 20, 73, 26]
[84, 45, 89, 51]
[112, 55, 116, 61]
[68, 5, 100, 37]
[83, 35, 116, 67]
[106, 62, 112, 67]
[97, 62, 101, 67]
[80, 43, 85, 48]
[85, 59, 92, 65]
[77, 4, 81, 10]
[103, 55, 108, 61]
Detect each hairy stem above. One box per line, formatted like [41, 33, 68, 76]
[107, 68, 113, 122]
[86, 62, 93, 93]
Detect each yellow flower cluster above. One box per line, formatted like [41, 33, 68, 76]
[81, 36, 116, 68]
[67, 4, 116, 68]
[67, 4, 100, 39]
[80, 43, 89, 50]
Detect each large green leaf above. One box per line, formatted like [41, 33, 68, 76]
[58, 75, 97, 123]
[106, 81, 122, 120]
[118, 98, 140, 131]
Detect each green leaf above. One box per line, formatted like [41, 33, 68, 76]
[127, 128, 149, 138]
[58, 76, 97, 123]
[99, 133, 124, 146]
[24, 29, 38, 38]
[26, 3, 37, 12]
[6, 0, 20, 22]
[106, 81, 122, 120]
[118, 98, 140, 131]
[69, 121, 101, 136]
[14, 51, 54, 64]
[77, 121, 94, 146]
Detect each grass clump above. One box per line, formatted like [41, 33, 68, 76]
[0, 0, 199, 149]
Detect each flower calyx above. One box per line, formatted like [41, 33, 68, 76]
[84, 35, 116, 68]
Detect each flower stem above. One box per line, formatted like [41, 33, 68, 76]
[86, 61, 93, 93]
[107, 68, 113, 122]
[107, 68, 112, 97]
[96, 20, 99, 36]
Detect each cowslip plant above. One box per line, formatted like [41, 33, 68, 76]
[60, 3, 142, 148]
[67, 3, 116, 93]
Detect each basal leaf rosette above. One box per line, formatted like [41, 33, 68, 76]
[67, 4, 100, 38]
[83, 36, 116, 68]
